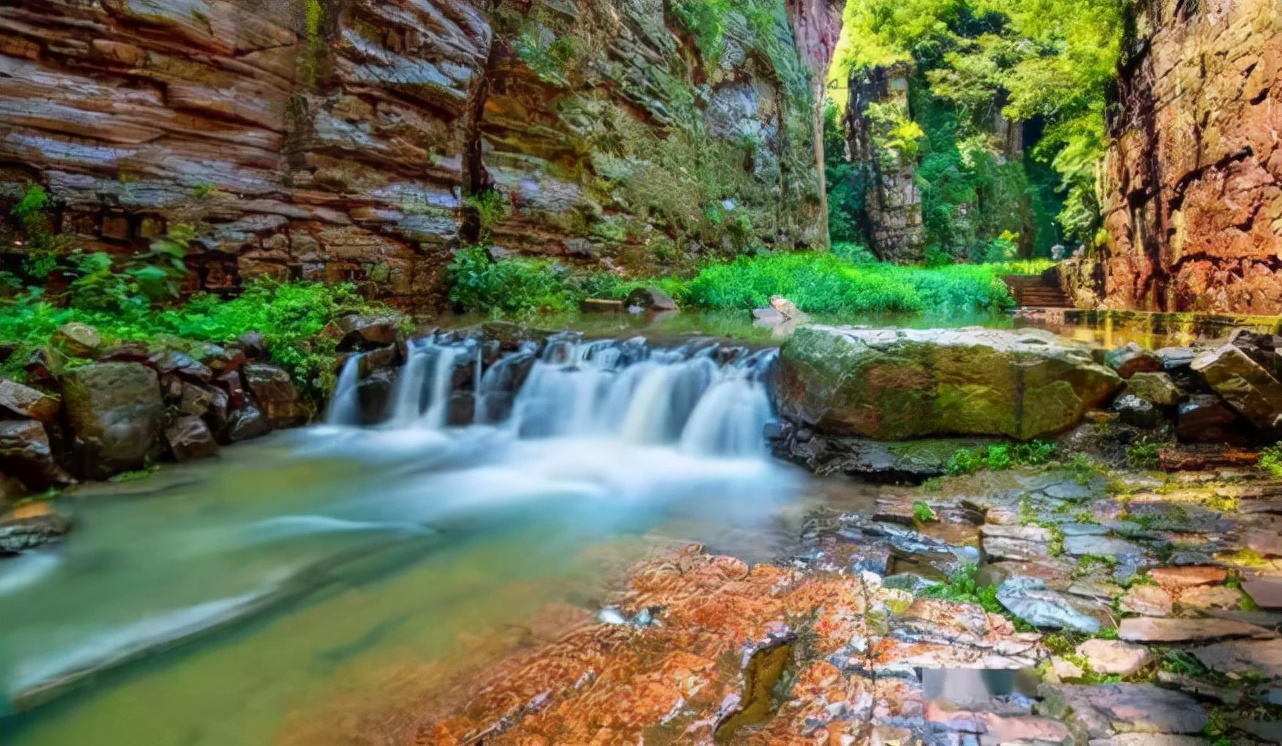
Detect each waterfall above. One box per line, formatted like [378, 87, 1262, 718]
[324, 354, 363, 426]
[342, 333, 778, 458]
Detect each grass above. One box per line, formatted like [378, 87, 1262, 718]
[0, 280, 387, 400]
[446, 246, 1052, 318]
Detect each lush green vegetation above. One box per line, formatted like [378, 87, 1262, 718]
[447, 246, 1052, 317]
[946, 440, 1057, 475]
[826, 0, 1125, 256]
[1, 280, 380, 399]
[1259, 443, 1282, 478]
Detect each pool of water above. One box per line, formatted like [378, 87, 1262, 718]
[1, 331, 878, 746]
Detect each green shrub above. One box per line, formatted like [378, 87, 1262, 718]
[947, 440, 1057, 476]
[0, 280, 381, 399]
[1125, 441, 1161, 470]
[913, 501, 938, 523]
[447, 245, 621, 317]
[1259, 444, 1282, 478]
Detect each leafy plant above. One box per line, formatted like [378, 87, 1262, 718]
[1125, 441, 1162, 470]
[913, 501, 939, 523]
[1259, 443, 1282, 478]
[946, 440, 1056, 475]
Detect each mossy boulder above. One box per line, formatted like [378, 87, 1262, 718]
[775, 326, 1123, 441]
[60, 362, 164, 478]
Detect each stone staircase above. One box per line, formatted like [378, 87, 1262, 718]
[1003, 273, 1074, 309]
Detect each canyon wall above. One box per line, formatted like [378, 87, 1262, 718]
[1062, 0, 1282, 314]
[0, 0, 826, 312]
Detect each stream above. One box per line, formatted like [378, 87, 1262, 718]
[0, 310, 1270, 745]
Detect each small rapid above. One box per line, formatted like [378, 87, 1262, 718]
[2, 331, 802, 746]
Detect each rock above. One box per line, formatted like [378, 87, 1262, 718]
[1118, 617, 1276, 643]
[1098, 736, 1212, 746]
[1120, 585, 1174, 617]
[1050, 656, 1086, 682]
[981, 525, 1052, 562]
[241, 365, 300, 429]
[1062, 535, 1144, 562]
[1147, 566, 1227, 589]
[783, 435, 995, 482]
[337, 314, 402, 352]
[50, 322, 102, 358]
[1190, 638, 1282, 681]
[60, 363, 164, 479]
[776, 326, 1122, 441]
[625, 286, 679, 314]
[164, 416, 218, 462]
[1104, 343, 1162, 379]
[581, 299, 625, 314]
[752, 307, 786, 327]
[1158, 444, 1260, 471]
[1126, 372, 1183, 407]
[1176, 395, 1247, 444]
[0, 502, 71, 554]
[0, 379, 60, 422]
[177, 383, 216, 418]
[997, 577, 1100, 633]
[225, 406, 271, 442]
[237, 332, 267, 359]
[1191, 344, 1282, 430]
[0, 420, 72, 490]
[1246, 529, 1282, 557]
[1177, 585, 1243, 610]
[1076, 639, 1151, 677]
[1242, 580, 1282, 610]
[1041, 684, 1208, 738]
[1114, 394, 1163, 429]
[194, 343, 245, 374]
[1233, 719, 1282, 744]
[148, 351, 213, 383]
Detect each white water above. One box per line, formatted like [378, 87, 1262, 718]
[323, 354, 363, 426]
[3, 333, 802, 745]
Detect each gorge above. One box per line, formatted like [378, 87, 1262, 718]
[1, 2, 1282, 746]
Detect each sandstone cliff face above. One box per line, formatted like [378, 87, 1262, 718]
[1064, 0, 1282, 314]
[0, 0, 825, 311]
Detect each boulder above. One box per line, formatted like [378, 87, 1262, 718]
[337, 313, 402, 352]
[0, 379, 60, 422]
[50, 322, 102, 358]
[1114, 394, 1163, 429]
[580, 299, 625, 314]
[1118, 617, 1274, 643]
[60, 363, 164, 478]
[1191, 343, 1282, 430]
[625, 286, 679, 314]
[1119, 584, 1173, 617]
[148, 350, 213, 383]
[237, 332, 267, 359]
[241, 364, 301, 429]
[0, 503, 71, 554]
[775, 326, 1122, 441]
[225, 406, 271, 442]
[0, 420, 72, 490]
[1126, 372, 1183, 407]
[1104, 343, 1162, 379]
[164, 416, 219, 462]
[1041, 684, 1207, 739]
[1176, 395, 1246, 444]
[1076, 639, 1151, 676]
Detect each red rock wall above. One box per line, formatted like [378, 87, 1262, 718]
[0, 0, 826, 312]
[1064, 0, 1282, 314]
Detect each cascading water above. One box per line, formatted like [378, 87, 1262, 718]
[3, 331, 802, 746]
[327, 332, 779, 459]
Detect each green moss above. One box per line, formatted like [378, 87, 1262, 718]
[913, 501, 939, 523]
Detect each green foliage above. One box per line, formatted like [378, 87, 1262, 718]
[947, 440, 1057, 475]
[827, 0, 1125, 253]
[463, 190, 509, 244]
[12, 183, 49, 221]
[682, 252, 1018, 314]
[913, 501, 939, 523]
[447, 245, 620, 318]
[1259, 444, 1282, 478]
[0, 280, 379, 399]
[1125, 441, 1162, 470]
[865, 102, 926, 169]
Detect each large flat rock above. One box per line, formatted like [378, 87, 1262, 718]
[775, 326, 1121, 441]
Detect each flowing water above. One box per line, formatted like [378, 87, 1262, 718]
[0, 332, 878, 746]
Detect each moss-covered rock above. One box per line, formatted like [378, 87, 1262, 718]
[60, 363, 164, 478]
[775, 326, 1123, 441]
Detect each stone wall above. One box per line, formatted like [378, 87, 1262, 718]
[0, 0, 826, 312]
[1063, 0, 1282, 313]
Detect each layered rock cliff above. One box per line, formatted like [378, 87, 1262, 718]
[0, 0, 827, 312]
[1063, 0, 1282, 314]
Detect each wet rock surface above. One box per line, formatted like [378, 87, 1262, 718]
[283, 455, 1282, 746]
[775, 326, 1122, 441]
